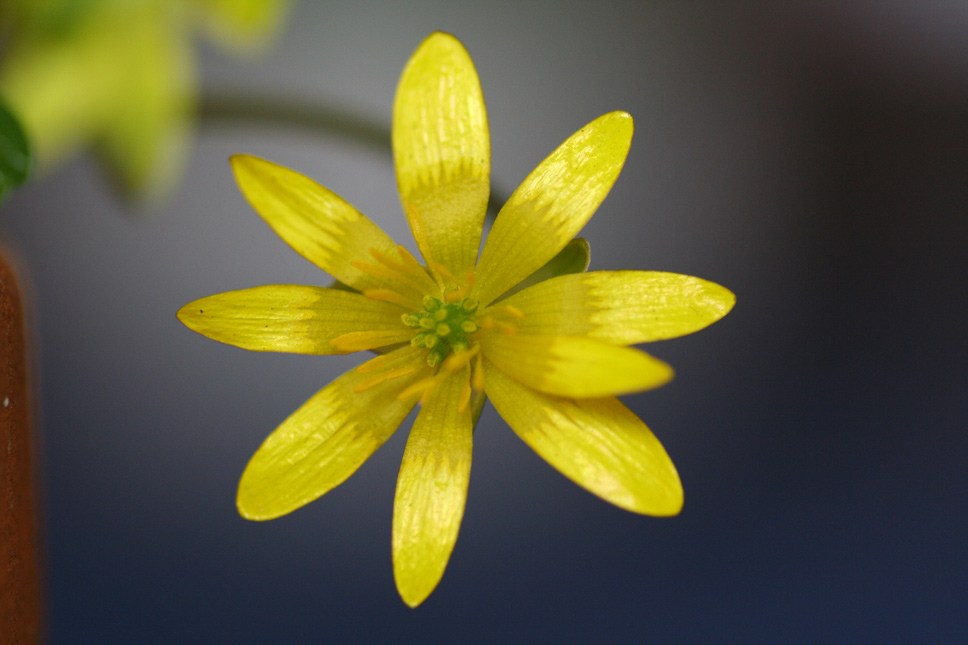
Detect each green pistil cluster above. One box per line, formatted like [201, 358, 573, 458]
[403, 295, 479, 366]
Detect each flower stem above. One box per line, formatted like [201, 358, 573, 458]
[199, 92, 508, 217]
[0, 248, 42, 643]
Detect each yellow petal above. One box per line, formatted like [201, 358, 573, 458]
[499, 270, 736, 344]
[177, 285, 410, 354]
[480, 332, 673, 398]
[393, 369, 473, 607]
[473, 111, 633, 306]
[231, 155, 434, 297]
[237, 346, 426, 520]
[484, 359, 682, 515]
[393, 32, 489, 277]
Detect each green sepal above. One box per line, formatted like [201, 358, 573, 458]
[0, 98, 32, 201]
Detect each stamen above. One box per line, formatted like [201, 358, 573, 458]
[431, 261, 458, 284]
[368, 248, 407, 272]
[458, 377, 472, 413]
[490, 304, 524, 319]
[362, 289, 415, 309]
[472, 352, 485, 391]
[353, 366, 418, 393]
[443, 289, 464, 303]
[442, 345, 481, 374]
[496, 321, 519, 335]
[356, 352, 399, 374]
[397, 374, 439, 402]
[396, 245, 425, 271]
[331, 330, 413, 353]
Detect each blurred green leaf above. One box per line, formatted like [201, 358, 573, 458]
[0, 99, 31, 200]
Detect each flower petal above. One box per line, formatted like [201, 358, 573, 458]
[484, 359, 682, 515]
[473, 111, 633, 306]
[499, 271, 736, 344]
[177, 285, 411, 354]
[393, 32, 489, 277]
[231, 155, 435, 297]
[497, 237, 591, 301]
[237, 346, 426, 520]
[480, 332, 673, 398]
[393, 369, 473, 608]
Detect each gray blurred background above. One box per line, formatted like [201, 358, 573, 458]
[2, 1, 967, 641]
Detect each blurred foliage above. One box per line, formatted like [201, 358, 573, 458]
[0, 0, 289, 202]
[0, 97, 31, 201]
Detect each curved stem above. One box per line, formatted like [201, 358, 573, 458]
[199, 92, 508, 217]
[0, 248, 43, 643]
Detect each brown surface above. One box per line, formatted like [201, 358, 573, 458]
[0, 252, 42, 643]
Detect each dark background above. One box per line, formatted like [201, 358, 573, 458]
[2, 1, 966, 642]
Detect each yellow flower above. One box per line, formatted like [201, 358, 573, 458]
[178, 32, 734, 607]
[0, 0, 289, 199]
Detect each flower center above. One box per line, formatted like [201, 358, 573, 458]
[402, 296, 479, 366]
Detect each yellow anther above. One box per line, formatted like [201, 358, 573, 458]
[396, 245, 424, 271]
[331, 330, 413, 353]
[362, 289, 415, 309]
[434, 309, 448, 321]
[461, 320, 478, 334]
[436, 323, 451, 337]
[443, 289, 464, 303]
[485, 304, 524, 319]
[397, 374, 439, 402]
[442, 344, 480, 374]
[431, 261, 458, 283]
[356, 352, 399, 374]
[496, 321, 519, 335]
[420, 317, 436, 330]
[472, 353, 485, 391]
[458, 377, 472, 413]
[353, 366, 418, 393]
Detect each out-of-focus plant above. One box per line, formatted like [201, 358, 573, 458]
[0, 0, 289, 202]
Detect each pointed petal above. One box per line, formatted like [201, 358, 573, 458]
[393, 369, 473, 607]
[231, 155, 435, 297]
[480, 332, 672, 398]
[393, 32, 489, 277]
[473, 112, 633, 306]
[484, 360, 682, 515]
[177, 285, 410, 354]
[497, 237, 591, 301]
[499, 271, 735, 344]
[237, 347, 426, 520]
